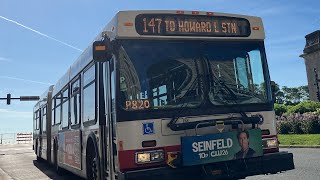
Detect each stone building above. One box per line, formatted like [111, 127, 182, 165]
[300, 30, 320, 101]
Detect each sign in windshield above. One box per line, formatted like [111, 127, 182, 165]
[135, 14, 251, 37]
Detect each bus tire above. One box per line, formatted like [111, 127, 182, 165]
[54, 142, 64, 175]
[35, 141, 41, 162]
[86, 139, 100, 180]
[36, 155, 41, 162]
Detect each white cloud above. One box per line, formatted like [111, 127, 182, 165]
[0, 75, 52, 85]
[0, 57, 11, 62]
[0, 109, 32, 117]
[0, 15, 83, 52]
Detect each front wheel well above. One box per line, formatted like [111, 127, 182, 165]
[86, 134, 100, 180]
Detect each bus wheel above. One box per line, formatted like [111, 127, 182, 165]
[87, 146, 100, 180]
[35, 141, 41, 162]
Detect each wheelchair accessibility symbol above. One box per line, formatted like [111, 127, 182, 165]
[143, 122, 154, 135]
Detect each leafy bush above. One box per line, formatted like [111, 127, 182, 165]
[286, 113, 304, 134]
[287, 101, 320, 114]
[276, 112, 320, 134]
[300, 112, 320, 134]
[274, 103, 288, 116]
[277, 120, 291, 134]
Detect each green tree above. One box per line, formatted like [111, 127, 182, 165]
[282, 85, 309, 105]
[272, 82, 285, 104]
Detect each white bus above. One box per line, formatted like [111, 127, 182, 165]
[33, 85, 53, 162]
[33, 10, 294, 180]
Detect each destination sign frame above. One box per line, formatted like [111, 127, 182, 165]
[135, 14, 251, 37]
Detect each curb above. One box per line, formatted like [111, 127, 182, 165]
[280, 145, 320, 148]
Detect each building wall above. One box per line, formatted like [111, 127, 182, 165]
[302, 50, 320, 101]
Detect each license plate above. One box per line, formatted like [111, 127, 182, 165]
[181, 129, 262, 166]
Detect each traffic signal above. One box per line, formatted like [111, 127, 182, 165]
[6, 94, 11, 105]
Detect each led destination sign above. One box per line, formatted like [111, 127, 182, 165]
[135, 14, 251, 37]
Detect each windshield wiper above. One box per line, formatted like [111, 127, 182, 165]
[167, 69, 203, 130]
[206, 57, 260, 129]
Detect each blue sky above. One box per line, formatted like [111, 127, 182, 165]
[0, 0, 319, 133]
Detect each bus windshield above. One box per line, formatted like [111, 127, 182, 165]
[118, 40, 270, 111]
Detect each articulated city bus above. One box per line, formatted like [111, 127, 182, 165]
[33, 85, 53, 162]
[33, 10, 294, 180]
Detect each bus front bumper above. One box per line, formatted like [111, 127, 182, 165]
[118, 151, 294, 180]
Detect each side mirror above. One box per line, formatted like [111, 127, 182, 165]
[92, 40, 112, 62]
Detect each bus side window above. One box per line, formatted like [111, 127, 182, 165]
[52, 99, 55, 126]
[35, 110, 39, 130]
[83, 64, 96, 124]
[55, 93, 62, 125]
[38, 110, 40, 130]
[62, 87, 69, 129]
[71, 78, 81, 127]
[43, 106, 47, 133]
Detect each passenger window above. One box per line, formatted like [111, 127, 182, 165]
[62, 88, 69, 129]
[83, 64, 96, 123]
[55, 94, 62, 124]
[43, 107, 47, 132]
[55, 106, 61, 125]
[71, 78, 81, 126]
[52, 100, 55, 125]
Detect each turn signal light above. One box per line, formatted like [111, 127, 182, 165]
[192, 11, 199, 15]
[252, 27, 260, 30]
[124, 22, 133, 26]
[95, 45, 106, 51]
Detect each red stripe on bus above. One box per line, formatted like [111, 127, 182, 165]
[118, 145, 180, 171]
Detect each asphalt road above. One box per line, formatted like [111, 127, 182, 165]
[0, 144, 82, 180]
[0, 144, 319, 180]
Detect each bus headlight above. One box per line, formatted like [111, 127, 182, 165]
[135, 150, 164, 164]
[263, 138, 278, 148]
[266, 139, 278, 148]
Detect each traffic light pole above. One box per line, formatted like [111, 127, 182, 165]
[0, 94, 40, 105]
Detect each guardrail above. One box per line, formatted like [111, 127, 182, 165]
[0, 132, 33, 144]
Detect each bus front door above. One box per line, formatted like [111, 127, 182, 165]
[103, 59, 117, 180]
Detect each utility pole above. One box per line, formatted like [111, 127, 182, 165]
[0, 94, 40, 105]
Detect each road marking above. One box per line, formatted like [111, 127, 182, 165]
[0, 167, 13, 180]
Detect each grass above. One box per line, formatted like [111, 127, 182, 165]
[278, 134, 320, 146]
